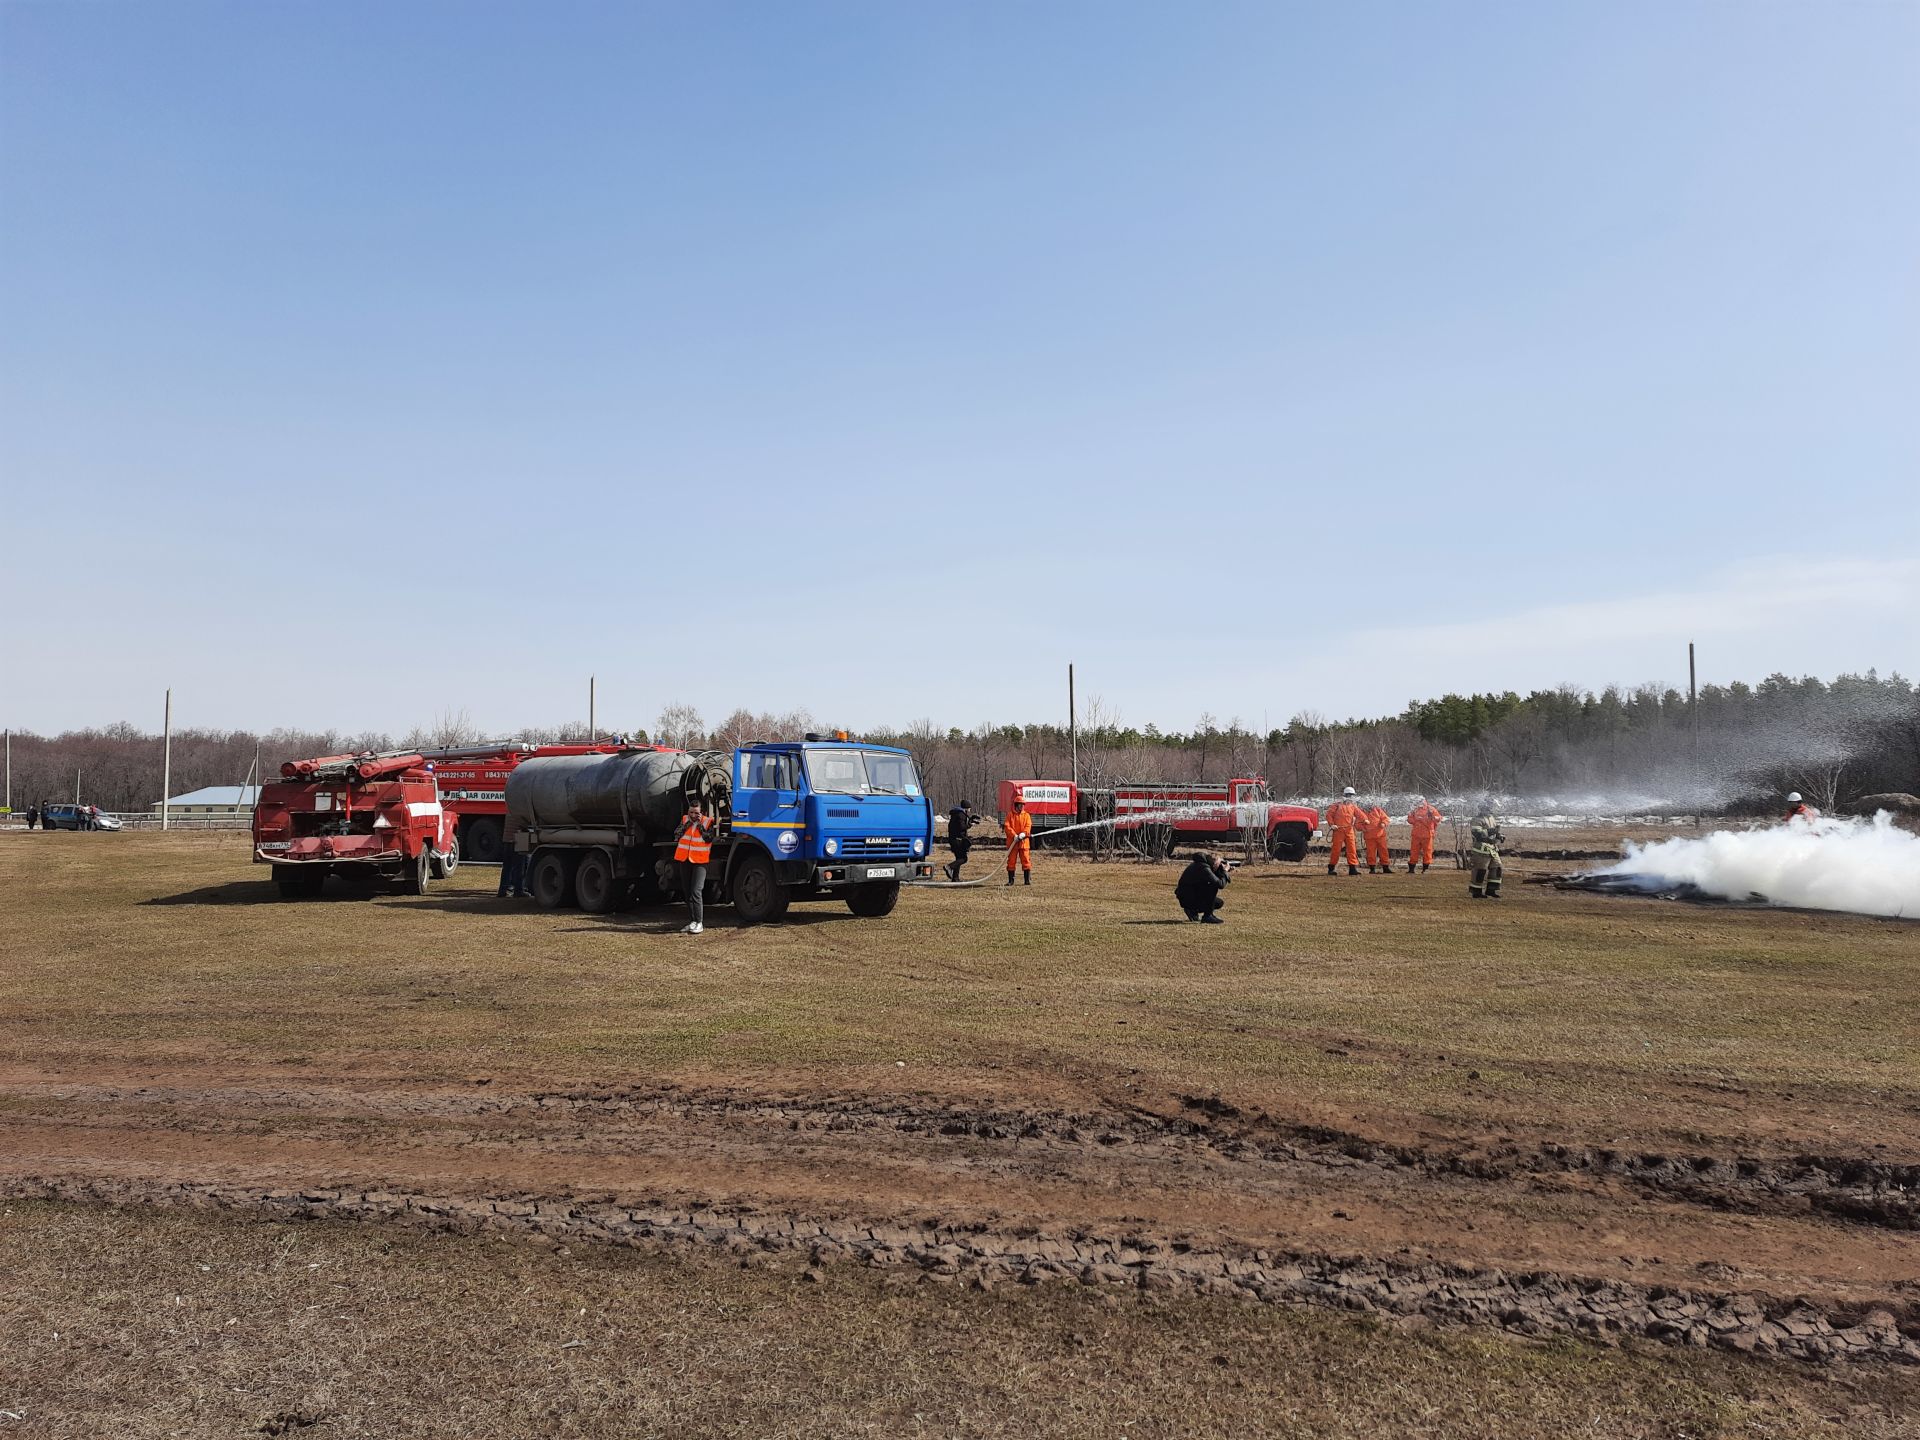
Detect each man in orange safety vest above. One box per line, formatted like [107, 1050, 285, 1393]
[673, 796, 716, 934]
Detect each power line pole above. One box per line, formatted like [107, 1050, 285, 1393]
[589, 675, 596, 741]
[1687, 642, 1698, 752]
[1068, 663, 1078, 786]
[4, 728, 10, 815]
[161, 688, 173, 831]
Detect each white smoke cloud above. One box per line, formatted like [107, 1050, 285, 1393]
[1594, 812, 1920, 919]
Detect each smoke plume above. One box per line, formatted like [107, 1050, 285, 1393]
[1592, 813, 1920, 919]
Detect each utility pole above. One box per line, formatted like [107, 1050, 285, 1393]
[75, 767, 82, 804]
[4, 728, 10, 814]
[161, 688, 173, 831]
[1687, 642, 1698, 752]
[589, 675, 596, 742]
[1068, 663, 1078, 786]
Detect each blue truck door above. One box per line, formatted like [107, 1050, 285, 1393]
[734, 750, 804, 865]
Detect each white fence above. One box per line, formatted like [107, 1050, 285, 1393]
[0, 812, 253, 832]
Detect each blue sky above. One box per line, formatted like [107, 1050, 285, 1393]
[4, 1, 1915, 738]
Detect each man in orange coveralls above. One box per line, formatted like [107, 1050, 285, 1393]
[1324, 787, 1363, 876]
[1406, 796, 1444, 873]
[1004, 794, 1034, 886]
[1361, 802, 1392, 872]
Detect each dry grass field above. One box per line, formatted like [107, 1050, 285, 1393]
[3, 828, 1918, 1437]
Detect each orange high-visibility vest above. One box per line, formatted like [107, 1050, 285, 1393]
[1408, 803, 1443, 835]
[674, 814, 713, 864]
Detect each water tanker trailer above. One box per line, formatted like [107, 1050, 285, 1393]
[506, 737, 936, 923]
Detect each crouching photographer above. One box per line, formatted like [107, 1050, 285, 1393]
[1175, 851, 1234, 924]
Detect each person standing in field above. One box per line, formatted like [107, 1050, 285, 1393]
[1324, 787, 1363, 876]
[1406, 796, 1444, 873]
[673, 795, 716, 933]
[1783, 792, 1820, 823]
[1003, 794, 1033, 886]
[1468, 812, 1506, 899]
[1362, 802, 1392, 873]
[944, 799, 978, 882]
[496, 810, 530, 899]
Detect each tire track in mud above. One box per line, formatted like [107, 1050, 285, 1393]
[7, 1173, 1917, 1367]
[8, 1079, 1918, 1230]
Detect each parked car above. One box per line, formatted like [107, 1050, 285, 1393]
[40, 804, 123, 832]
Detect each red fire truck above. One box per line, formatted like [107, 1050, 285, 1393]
[425, 742, 637, 861]
[253, 751, 461, 898]
[997, 777, 1320, 860]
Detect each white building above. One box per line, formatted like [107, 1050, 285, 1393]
[153, 784, 262, 817]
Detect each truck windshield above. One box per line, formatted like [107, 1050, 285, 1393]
[803, 749, 922, 797]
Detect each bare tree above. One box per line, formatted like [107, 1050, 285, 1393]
[655, 703, 706, 750]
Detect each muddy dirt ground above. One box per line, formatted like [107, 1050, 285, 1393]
[3, 828, 1918, 1436]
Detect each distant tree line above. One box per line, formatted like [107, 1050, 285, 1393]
[6, 672, 1916, 817]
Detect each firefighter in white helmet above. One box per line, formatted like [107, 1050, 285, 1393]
[1324, 786, 1363, 876]
[1783, 792, 1819, 823]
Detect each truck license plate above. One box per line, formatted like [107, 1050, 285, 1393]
[865, 867, 896, 879]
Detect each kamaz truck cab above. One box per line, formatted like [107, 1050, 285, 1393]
[727, 737, 935, 921]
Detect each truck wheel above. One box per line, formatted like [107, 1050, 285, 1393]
[402, 847, 431, 896]
[575, 850, 617, 913]
[731, 849, 790, 925]
[1267, 824, 1311, 863]
[430, 835, 460, 879]
[530, 850, 577, 909]
[846, 880, 900, 918]
[464, 816, 503, 864]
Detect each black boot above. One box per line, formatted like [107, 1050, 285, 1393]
[1326, 864, 1336, 875]
[1421, 863, 1429, 872]
[1005, 871, 1014, 886]
[1406, 862, 1415, 873]
[1347, 865, 1360, 876]
[1023, 870, 1031, 886]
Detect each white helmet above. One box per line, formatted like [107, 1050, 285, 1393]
[1342, 786, 1355, 796]
[1786, 792, 1802, 804]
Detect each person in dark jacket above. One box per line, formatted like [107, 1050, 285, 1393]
[1175, 851, 1231, 923]
[944, 800, 978, 881]
[496, 811, 531, 898]
[24, 803, 38, 830]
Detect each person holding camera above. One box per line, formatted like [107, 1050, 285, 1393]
[1175, 850, 1232, 923]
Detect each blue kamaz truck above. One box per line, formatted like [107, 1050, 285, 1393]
[504, 737, 935, 923]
